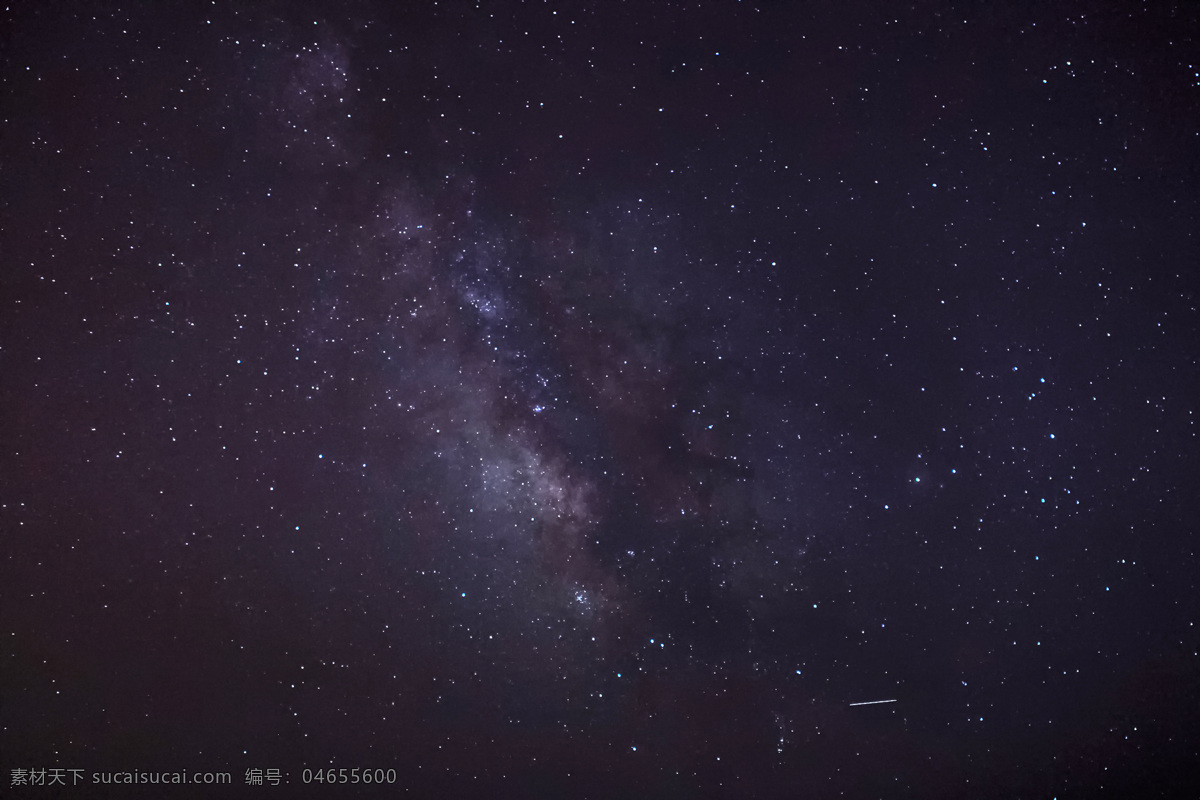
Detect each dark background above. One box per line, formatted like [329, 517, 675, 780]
[2, 1, 1198, 797]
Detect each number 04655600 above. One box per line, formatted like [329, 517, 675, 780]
[301, 768, 397, 784]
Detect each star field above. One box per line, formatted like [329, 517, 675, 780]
[2, 2, 1199, 797]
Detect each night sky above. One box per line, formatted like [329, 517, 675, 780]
[3, 2, 1199, 797]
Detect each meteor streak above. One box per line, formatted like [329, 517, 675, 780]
[848, 699, 897, 707]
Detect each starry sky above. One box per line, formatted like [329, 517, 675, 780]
[2, 2, 1199, 797]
